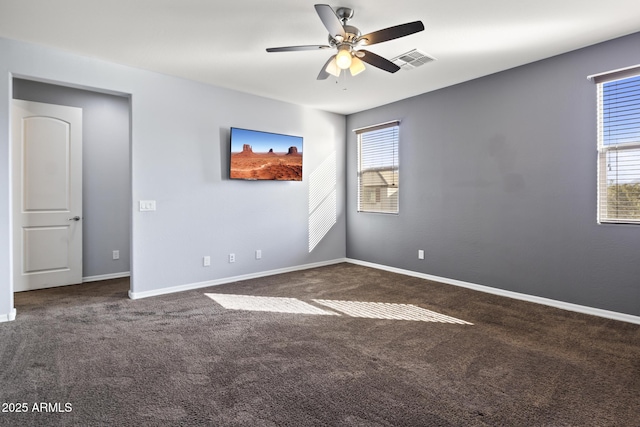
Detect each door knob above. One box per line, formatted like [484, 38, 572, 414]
[68, 216, 81, 221]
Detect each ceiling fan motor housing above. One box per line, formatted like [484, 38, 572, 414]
[329, 25, 361, 49]
[328, 6, 360, 50]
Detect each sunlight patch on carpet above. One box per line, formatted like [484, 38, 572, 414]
[205, 293, 472, 324]
[205, 293, 339, 315]
[313, 300, 473, 324]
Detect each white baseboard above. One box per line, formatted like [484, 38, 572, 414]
[0, 308, 17, 323]
[346, 258, 640, 325]
[83, 272, 130, 283]
[128, 259, 347, 300]
[124, 256, 639, 325]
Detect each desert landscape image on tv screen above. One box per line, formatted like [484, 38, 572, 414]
[230, 127, 303, 181]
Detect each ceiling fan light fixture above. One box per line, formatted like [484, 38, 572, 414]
[349, 56, 366, 76]
[336, 46, 353, 69]
[325, 57, 341, 77]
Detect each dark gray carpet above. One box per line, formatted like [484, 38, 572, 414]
[1, 263, 639, 426]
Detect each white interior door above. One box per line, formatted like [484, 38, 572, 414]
[12, 99, 83, 292]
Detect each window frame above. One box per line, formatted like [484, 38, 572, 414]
[591, 65, 640, 225]
[354, 120, 400, 215]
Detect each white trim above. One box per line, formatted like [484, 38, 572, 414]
[128, 259, 347, 300]
[0, 309, 17, 323]
[587, 63, 640, 82]
[598, 141, 640, 151]
[82, 271, 131, 283]
[346, 259, 640, 325]
[123, 256, 640, 325]
[352, 120, 400, 134]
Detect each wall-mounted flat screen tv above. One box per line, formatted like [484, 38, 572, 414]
[230, 127, 303, 181]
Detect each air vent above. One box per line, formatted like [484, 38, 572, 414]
[391, 49, 435, 70]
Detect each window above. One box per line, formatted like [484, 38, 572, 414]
[593, 67, 640, 224]
[355, 121, 399, 214]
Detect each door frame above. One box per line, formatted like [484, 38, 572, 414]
[8, 75, 133, 309]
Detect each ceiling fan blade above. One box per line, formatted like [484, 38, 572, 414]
[314, 4, 346, 39]
[358, 50, 400, 73]
[267, 45, 331, 53]
[317, 55, 336, 80]
[358, 21, 425, 46]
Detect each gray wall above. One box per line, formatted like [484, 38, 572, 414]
[13, 79, 131, 279]
[346, 32, 640, 317]
[0, 36, 346, 319]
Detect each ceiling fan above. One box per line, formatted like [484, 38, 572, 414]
[266, 4, 424, 79]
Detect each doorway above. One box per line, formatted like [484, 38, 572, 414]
[11, 78, 132, 294]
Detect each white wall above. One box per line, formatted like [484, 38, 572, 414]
[0, 37, 346, 319]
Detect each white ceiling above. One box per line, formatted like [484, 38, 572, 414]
[1, 0, 640, 115]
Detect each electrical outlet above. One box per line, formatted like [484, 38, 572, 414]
[139, 200, 156, 211]
[228, 253, 235, 263]
[256, 249, 262, 260]
[418, 249, 425, 260]
[203, 256, 211, 267]
[113, 250, 120, 260]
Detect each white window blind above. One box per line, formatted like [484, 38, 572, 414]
[355, 121, 399, 214]
[594, 67, 640, 224]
